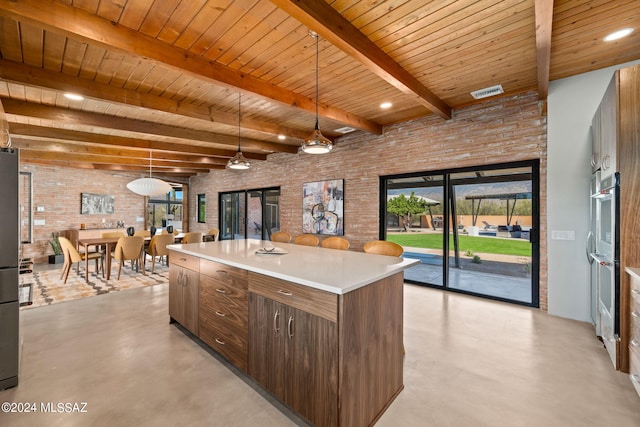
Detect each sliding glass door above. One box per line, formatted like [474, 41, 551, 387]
[220, 187, 280, 240]
[382, 161, 539, 307]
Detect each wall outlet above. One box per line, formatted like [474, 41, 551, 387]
[34, 219, 45, 226]
[36, 206, 45, 212]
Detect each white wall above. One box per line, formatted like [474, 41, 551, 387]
[547, 59, 640, 321]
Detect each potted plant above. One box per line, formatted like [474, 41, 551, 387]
[48, 232, 64, 264]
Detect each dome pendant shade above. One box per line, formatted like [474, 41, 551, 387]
[302, 32, 332, 155]
[302, 122, 333, 154]
[127, 177, 173, 196]
[227, 150, 251, 169]
[227, 92, 251, 170]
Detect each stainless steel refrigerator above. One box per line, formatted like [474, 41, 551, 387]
[0, 148, 19, 390]
[587, 171, 620, 369]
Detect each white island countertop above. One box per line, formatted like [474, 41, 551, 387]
[168, 238, 420, 295]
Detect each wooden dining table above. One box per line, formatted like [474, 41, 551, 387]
[77, 236, 121, 281]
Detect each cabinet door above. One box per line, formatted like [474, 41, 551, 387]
[182, 268, 199, 335]
[169, 266, 184, 324]
[592, 104, 602, 172]
[600, 75, 618, 176]
[168, 266, 199, 335]
[248, 293, 287, 401]
[288, 305, 338, 427]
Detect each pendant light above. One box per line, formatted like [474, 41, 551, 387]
[302, 31, 333, 154]
[227, 93, 251, 170]
[127, 150, 172, 196]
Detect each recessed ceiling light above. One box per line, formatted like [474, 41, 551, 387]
[604, 28, 634, 42]
[380, 102, 392, 109]
[334, 126, 356, 134]
[278, 135, 286, 140]
[64, 93, 84, 101]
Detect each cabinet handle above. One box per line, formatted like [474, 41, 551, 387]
[179, 257, 187, 262]
[632, 339, 640, 348]
[215, 311, 226, 317]
[214, 338, 225, 345]
[183, 275, 188, 287]
[277, 289, 293, 296]
[632, 374, 640, 384]
[216, 270, 227, 274]
[287, 315, 294, 339]
[632, 289, 640, 295]
[632, 311, 639, 319]
[273, 310, 280, 334]
[215, 288, 227, 294]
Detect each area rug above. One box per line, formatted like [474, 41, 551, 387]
[19, 263, 170, 309]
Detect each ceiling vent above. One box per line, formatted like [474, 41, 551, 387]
[470, 84, 504, 100]
[334, 126, 356, 134]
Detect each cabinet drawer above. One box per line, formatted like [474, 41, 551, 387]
[170, 252, 199, 271]
[630, 340, 640, 397]
[248, 272, 337, 322]
[199, 319, 247, 372]
[200, 282, 248, 332]
[200, 259, 248, 290]
[200, 275, 247, 303]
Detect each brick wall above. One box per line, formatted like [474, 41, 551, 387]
[188, 91, 548, 309]
[18, 164, 147, 263]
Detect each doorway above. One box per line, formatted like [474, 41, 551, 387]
[219, 187, 280, 240]
[381, 160, 539, 307]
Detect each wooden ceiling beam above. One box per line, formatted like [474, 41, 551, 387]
[1, 98, 297, 154]
[535, 0, 554, 100]
[18, 149, 220, 170]
[0, 59, 311, 141]
[17, 157, 205, 177]
[0, 0, 382, 135]
[9, 137, 230, 166]
[7, 123, 269, 160]
[269, 0, 452, 120]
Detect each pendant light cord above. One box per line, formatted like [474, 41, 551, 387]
[149, 150, 152, 178]
[314, 33, 320, 130]
[238, 93, 242, 152]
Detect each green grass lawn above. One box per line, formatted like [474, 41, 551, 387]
[387, 233, 532, 257]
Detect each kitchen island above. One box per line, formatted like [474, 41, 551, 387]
[168, 239, 419, 427]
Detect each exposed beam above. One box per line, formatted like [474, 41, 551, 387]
[7, 123, 269, 160]
[10, 137, 230, 166]
[17, 156, 207, 176]
[1, 98, 297, 154]
[19, 149, 220, 170]
[534, 0, 554, 100]
[0, 59, 310, 141]
[269, 0, 452, 120]
[0, 0, 382, 135]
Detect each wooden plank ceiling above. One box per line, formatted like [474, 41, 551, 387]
[0, 0, 638, 181]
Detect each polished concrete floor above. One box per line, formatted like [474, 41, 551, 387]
[2, 282, 640, 426]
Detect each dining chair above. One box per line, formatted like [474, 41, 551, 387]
[270, 231, 291, 243]
[112, 236, 145, 280]
[145, 233, 175, 273]
[181, 232, 202, 244]
[134, 230, 151, 238]
[58, 236, 104, 284]
[293, 234, 320, 247]
[363, 240, 404, 257]
[203, 228, 219, 242]
[320, 236, 350, 250]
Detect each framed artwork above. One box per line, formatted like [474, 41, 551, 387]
[81, 193, 114, 215]
[197, 194, 206, 223]
[302, 179, 344, 235]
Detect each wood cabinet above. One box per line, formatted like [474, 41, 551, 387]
[627, 268, 640, 397]
[168, 253, 199, 335]
[592, 64, 640, 373]
[198, 259, 248, 372]
[249, 287, 338, 427]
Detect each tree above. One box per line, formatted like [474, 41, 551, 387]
[387, 192, 429, 232]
